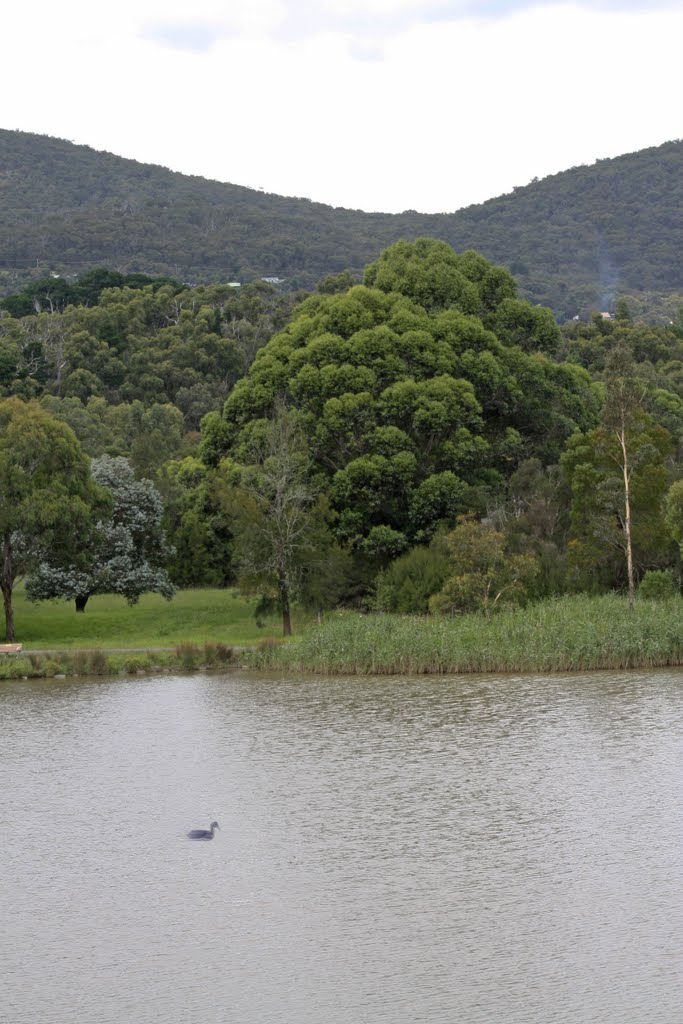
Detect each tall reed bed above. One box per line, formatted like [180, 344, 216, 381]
[245, 595, 683, 675]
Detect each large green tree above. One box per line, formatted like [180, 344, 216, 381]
[158, 456, 233, 587]
[205, 241, 600, 571]
[0, 398, 97, 640]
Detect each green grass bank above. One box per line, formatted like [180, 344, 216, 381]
[0, 588, 286, 678]
[8, 588, 282, 650]
[246, 595, 683, 675]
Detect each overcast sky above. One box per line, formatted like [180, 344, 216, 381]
[3, 0, 681, 213]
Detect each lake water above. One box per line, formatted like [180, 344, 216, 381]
[1, 669, 681, 1023]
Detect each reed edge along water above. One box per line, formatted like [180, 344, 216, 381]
[246, 595, 683, 676]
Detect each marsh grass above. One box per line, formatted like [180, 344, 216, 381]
[245, 595, 683, 675]
[203, 642, 235, 666]
[0, 643, 230, 680]
[175, 642, 201, 671]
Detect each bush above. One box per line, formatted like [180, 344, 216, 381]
[69, 650, 91, 674]
[203, 642, 234, 666]
[88, 650, 109, 674]
[0, 656, 32, 679]
[374, 537, 450, 613]
[429, 515, 538, 618]
[123, 656, 147, 673]
[175, 642, 201, 670]
[639, 570, 677, 600]
[245, 636, 283, 669]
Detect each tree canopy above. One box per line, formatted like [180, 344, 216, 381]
[207, 240, 601, 565]
[26, 455, 175, 612]
[0, 398, 97, 639]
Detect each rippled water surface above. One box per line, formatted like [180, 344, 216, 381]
[1, 670, 682, 1023]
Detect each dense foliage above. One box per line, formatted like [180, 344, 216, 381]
[0, 278, 302, 438]
[1, 235, 683, 639]
[209, 240, 601, 580]
[0, 397, 98, 639]
[0, 129, 681, 318]
[0, 267, 179, 318]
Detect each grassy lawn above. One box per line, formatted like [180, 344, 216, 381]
[10, 588, 285, 650]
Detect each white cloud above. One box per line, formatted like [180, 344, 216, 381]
[0, 1, 681, 213]
[126, 0, 683, 58]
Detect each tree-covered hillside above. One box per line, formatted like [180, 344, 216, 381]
[0, 130, 680, 318]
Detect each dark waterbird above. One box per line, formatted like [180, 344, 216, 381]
[187, 821, 220, 840]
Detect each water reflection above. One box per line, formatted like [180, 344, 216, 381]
[1, 670, 682, 1023]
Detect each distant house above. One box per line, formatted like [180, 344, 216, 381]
[599, 311, 613, 320]
[261, 276, 285, 285]
[227, 282, 241, 288]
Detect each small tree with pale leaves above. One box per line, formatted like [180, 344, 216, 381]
[26, 455, 174, 612]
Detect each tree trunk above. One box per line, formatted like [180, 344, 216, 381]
[2, 532, 14, 642]
[75, 593, 89, 613]
[279, 576, 292, 637]
[1, 585, 13, 642]
[619, 425, 636, 611]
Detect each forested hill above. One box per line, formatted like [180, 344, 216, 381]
[0, 129, 680, 319]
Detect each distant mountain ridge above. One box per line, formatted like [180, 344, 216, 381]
[0, 129, 680, 318]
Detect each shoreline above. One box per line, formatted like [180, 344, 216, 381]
[4, 594, 683, 681]
[3, 648, 683, 682]
[0, 642, 241, 681]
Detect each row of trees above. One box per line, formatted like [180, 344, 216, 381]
[194, 345, 683, 633]
[0, 277, 302, 431]
[191, 241, 683, 631]
[3, 239, 683, 638]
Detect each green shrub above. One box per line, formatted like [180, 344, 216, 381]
[247, 636, 283, 669]
[69, 650, 91, 674]
[123, 656, 147, 673]
[639, 570, 677, 599]
[203, 642, 234, 666]
[374, 538, 449, 614]
[0, 656, 32, 679]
